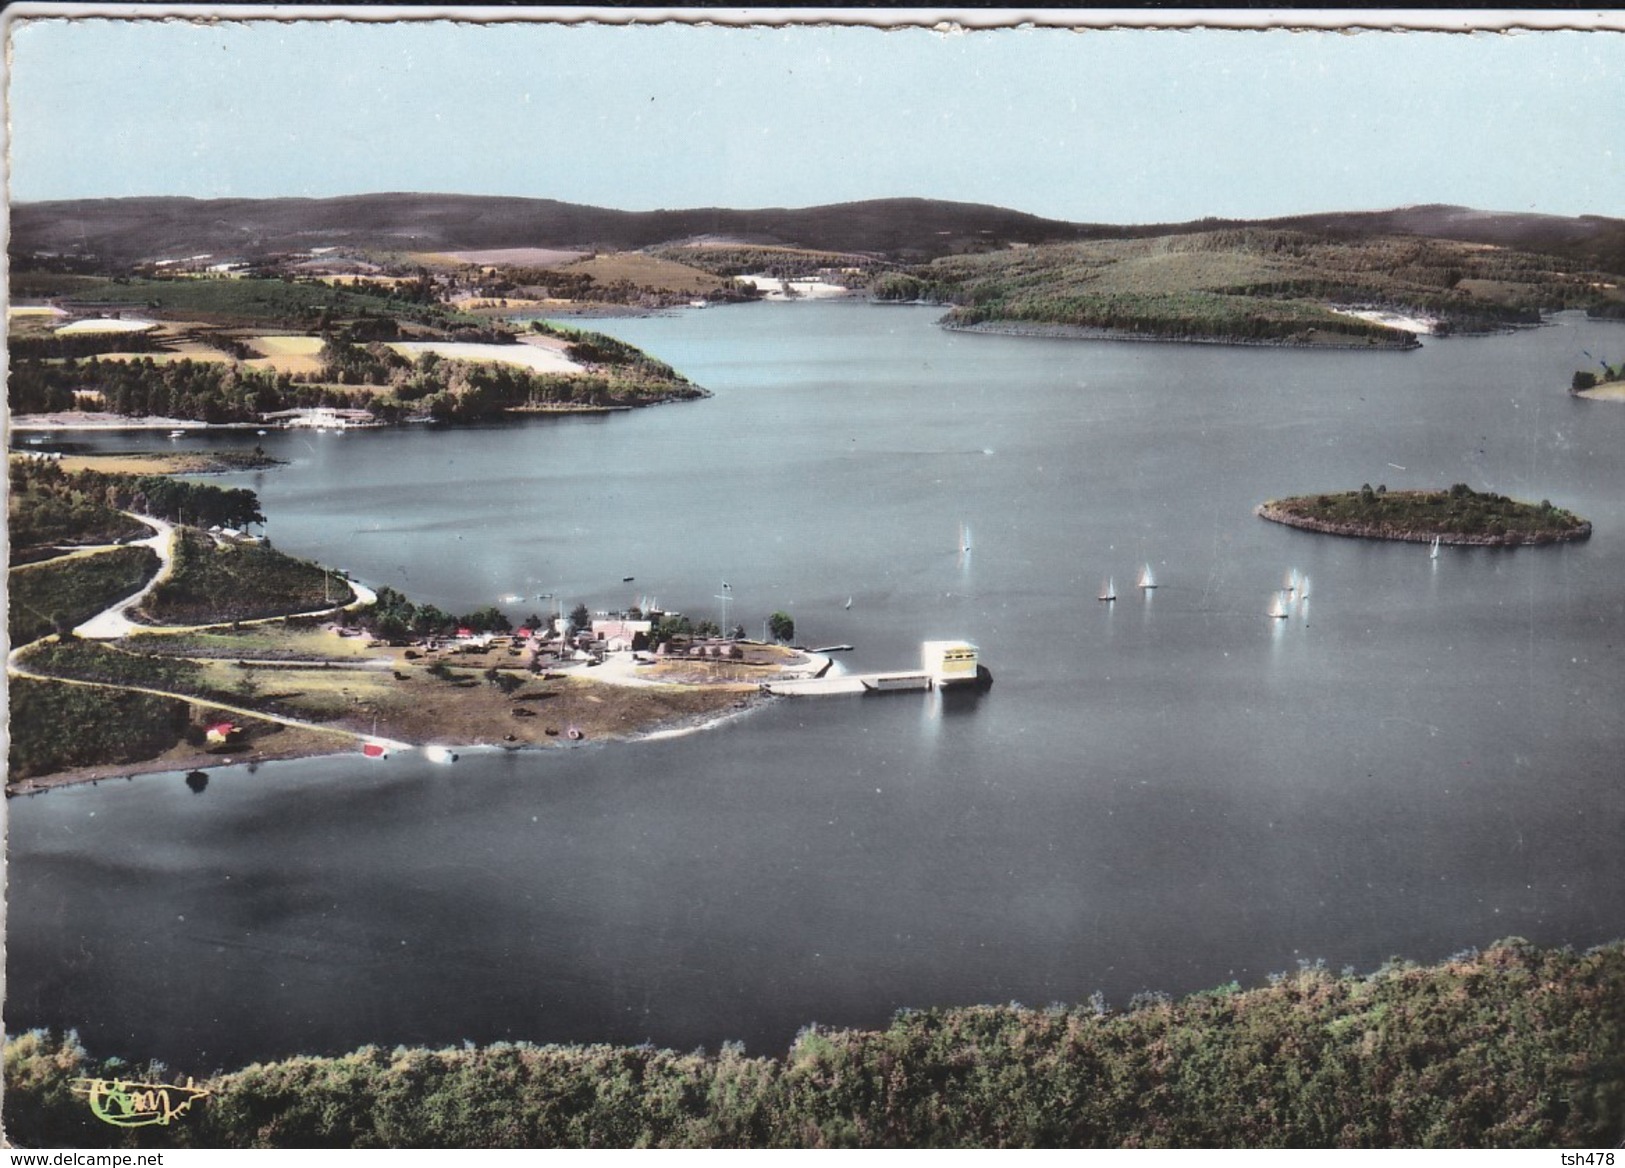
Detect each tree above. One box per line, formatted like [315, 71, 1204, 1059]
[569, 603, 591, 634]
[768, 611, 795, 643]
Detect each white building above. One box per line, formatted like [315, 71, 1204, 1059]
[922, 641, 979, 686]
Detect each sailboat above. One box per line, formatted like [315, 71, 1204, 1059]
[1137, 563, 1157, 590]
[1268, 593, 1290, 620]
[1099, 577, 1116, 602]
[959, 523, 972, 554]
[1430, 536, 1440, 560]
[844, 596, 852, 610]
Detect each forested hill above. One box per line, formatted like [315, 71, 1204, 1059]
[5, 939, 1622, 1148]
[1223, 205, 1625, 278]
[13, 194, 1625, 272]
[8, 194, 1097, 263]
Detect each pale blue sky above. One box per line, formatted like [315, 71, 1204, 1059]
[6, 15, 1622, 222]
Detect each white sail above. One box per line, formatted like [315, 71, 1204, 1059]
[1138, 563, 1157, 589]
[1430, 536, 1440, 559]
[1099, 577, 1116, 602]
[1269, 594, 1289, 619]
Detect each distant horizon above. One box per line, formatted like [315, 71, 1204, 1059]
[6, 16, 1622, 222]
[10, 190, 1621, 230]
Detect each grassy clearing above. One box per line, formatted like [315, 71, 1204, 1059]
[8, 546, 160, 646]
[247, 334, 324, 356]
[121, 623, 382, 662]
[338, 651, 750, 746]
[555, 252, 729, 294]
[241, 334, 326, 375]
[444, 247, 588, 266]
[56, 277, 409, 327]
[56, 450, 284, 476]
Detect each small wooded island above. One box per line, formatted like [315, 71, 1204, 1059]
[1257, 483, 1591, 545]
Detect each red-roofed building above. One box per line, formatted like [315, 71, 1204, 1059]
[204, 722, 242, 747]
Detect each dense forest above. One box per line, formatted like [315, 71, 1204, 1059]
[8, 326, 706, 424]
[138, 529, 348, 624]
[7, 546, 160, 646]
[1261, 483, 1591, 544]
[5, 675, 190, 781]
[5, 939, 1620, 1148]
[10, 458, 264, 533]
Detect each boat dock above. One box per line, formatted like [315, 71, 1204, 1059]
[765, 641, 984, 698]
[765, 670, 933, 697]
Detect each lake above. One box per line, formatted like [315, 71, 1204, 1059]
[8, 302, 1625, 1073]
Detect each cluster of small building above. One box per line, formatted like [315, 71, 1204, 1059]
[403, 611, 763, 672]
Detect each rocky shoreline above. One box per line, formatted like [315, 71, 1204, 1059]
[942, 319, 1420, 351]
[1255, 501, 1592, 545]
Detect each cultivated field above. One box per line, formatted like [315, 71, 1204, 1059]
[388, 340, 584, 373]
[442, 247, 588, 266]
[56, 317, 158, 334]
[242, 334, 326, 375]
[555, 252, 729, 294]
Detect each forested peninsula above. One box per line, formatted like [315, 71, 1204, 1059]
[1257, 484, 1591, 546]
[874, 227, 1625, 347]
[6, 939, 1621, 1149]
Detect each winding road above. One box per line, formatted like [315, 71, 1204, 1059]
[9, 515, 405, 755]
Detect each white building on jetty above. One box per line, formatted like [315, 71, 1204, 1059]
[922, 641, 980, 686]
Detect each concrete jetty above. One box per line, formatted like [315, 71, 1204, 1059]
[764, 641, 980, 698]
[765, 670, 932, 697]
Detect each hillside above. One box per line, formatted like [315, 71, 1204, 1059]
[8, 194, 1096, 264]
[6, 939, 1621, 1148]
[886, 226, 1624, 343]
[13, 194, 1625, 274]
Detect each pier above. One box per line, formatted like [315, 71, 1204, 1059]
[765, 641, 982, 697]
[765, 670, 933, 697]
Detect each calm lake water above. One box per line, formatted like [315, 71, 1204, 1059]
[9, 303, 1625, 1072]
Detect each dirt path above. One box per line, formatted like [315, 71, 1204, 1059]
[10, 523, 406, 770]
[72, 514, 178, 639]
